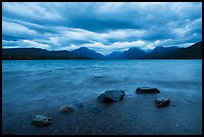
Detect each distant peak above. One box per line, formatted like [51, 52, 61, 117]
[126, 47, 144, 52]
[129, 47, 141, 50]
[154, 46, 165, 49]
[74, 47, 95, 52]
[78, 47, 89, 50]
[112, 51, 122, 53]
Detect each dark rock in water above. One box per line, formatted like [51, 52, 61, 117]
[136, 87, 160, 94]
[59, 105, 73, 113]
[88, 105, 102, 113]
[97, 90, 125, 103]
[155, 97, 170, 107]
[32, 115, 51, 127]
[94, 76, 104, 79]
[76, 103, 83, 108]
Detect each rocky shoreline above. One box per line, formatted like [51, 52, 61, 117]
[3, 86, 201, 135]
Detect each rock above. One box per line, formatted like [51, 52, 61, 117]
[32, 115, 51, 127]
[89, 105, 102, 113]
[59, 105, 73, 113]
[76, 103, 83, 108]
[136, 87, 160, 94]
[94, 76, 104, 79]
[155, 97, 170, 107]
[97, 90, 125, 103]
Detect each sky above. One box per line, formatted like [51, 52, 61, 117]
[2, 2, 202, 55]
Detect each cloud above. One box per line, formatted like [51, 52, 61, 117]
[2, 39, 50, 49]
[2, 21, 38, 38]
[2, 2, 63, 23]
[2, 2, 202, 54]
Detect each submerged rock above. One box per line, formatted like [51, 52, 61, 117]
[94, 75, 104, 79]
[136, 87, 160, 94]
[88, 105, 102, 113]
[59, 105, 73, 113]
[32, 115, 51, 127]
[97, 90, 125, 103]
[76, 103, 83, 108]
[155, 97, 170, 107]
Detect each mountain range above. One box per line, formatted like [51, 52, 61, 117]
[71, 47, 104, 59]
[2, 41, 202, 60]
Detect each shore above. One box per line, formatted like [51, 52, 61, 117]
[2, 91, 202, 135]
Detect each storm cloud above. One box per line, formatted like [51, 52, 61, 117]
[2, 2, 202, 55]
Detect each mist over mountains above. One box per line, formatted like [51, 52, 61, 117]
[2, 41, 202, 60]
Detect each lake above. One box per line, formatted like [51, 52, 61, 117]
[2, 60, 202, 135]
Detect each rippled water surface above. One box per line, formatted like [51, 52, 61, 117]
[2, 60, 202, 135]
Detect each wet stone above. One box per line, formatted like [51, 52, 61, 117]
[76, 103, 83, 108]
[88, 105, 102, 113]
[136, 87, 160, 94]
[97, 90, 125, 103]
[59, 105, 73, 113]
[32, 115, 51, 127]
[155, 97, 170, 107]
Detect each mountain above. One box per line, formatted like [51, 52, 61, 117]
[71, 47, 104, 59]
[146, 46, 179, 59]
[120, 47, 147, 59]
[163, 41, 202, 59]
[2, 41, 202, 60]
[105, 41, 202, 59]
[106, 51, 123, 59]
[152, 46, 179, 53]
[106, 47, 147, 59]
[2, 48, 87, 60]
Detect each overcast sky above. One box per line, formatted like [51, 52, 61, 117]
[2, 2, 202, 55]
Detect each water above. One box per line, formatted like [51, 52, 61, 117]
[2, 60, 202, 135]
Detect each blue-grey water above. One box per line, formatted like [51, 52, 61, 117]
[2, 60, 202, 135]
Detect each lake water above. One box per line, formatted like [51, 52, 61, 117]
[2, 60, 202, 135]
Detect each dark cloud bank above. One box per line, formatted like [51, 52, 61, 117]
[2, 2, 202, 55]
